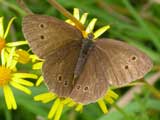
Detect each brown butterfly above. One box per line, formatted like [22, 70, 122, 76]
[22, 14, 153, 104]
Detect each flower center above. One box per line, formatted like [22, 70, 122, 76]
[0, 37, 5, 52]
[16, 49, 30, 64]
[0, 66, 12, 86]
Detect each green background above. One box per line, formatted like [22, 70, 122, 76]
[0, 0, 160, 120]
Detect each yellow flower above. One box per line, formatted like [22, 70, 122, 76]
[0, 47, 38, 110]
[34, 92, 83, 120]
[66, 8, 110, 39]
[0, 17, 28, 53]
[34, 8, 117, 120]
[13, 49, 44, 86]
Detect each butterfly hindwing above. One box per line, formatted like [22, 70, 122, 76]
[70, 46, 109, 104]
[95, 39, 153, 87]
[42, 41, 81, 97]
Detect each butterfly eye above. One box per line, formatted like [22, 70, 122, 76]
[124, 65, 129, 70]
[57, 74, 62, 82]
[76, 85, 81, 90]
[39, 23, 45, 29]
[83, 86, 89, 92]
[64, 81, 68, 86]
[40, 35, 45, 40]
[131, 56, 137, 61]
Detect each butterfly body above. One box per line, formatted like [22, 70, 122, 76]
[22, 14, 153, 104]
[74, 34, 94, 79]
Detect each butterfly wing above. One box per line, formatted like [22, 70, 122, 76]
[70, 46, 109, 104]
[70, 38, 152, 104]
[42, 41, 81, 97]
[95, 38, 153, 86]
[22, 14, 82, 59]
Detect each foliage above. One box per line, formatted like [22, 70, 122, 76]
[0, 0, 160, 120]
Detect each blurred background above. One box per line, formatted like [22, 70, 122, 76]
[0, 0, 160, 120]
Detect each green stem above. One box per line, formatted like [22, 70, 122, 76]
[143, 80, 160, 99]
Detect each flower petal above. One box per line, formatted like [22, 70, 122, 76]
[75, 104, 83, 112]
[94, 25, 110, 39]
[80, 13, 88, 25]
[86, 18, 97, 34]
[1, 48, 6, 66]
[0, 17, 4, 38]
[13, 73, 38, 79]
[36, 76, 44, 86]
[10, 81, 32, 94]
[73, 8, 80, 20]
[48, 98, 60, 119]
[6, 41, 28, 47]
[97, 99, 108, 114]
[6, 47, 15, 68]
[4, 17, 16, 39]
[106, 89, 119, 99]
[104, 97, 114, 104]
[68, 101, 76, 107]
[34, 92, 57, 103]
[3, 85, 17, 110]
[12, 78, 34, 87]
[54, 101, 64, 120]
[32, 62, 43, 70]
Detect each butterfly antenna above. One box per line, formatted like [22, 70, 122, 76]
[48, 0, 85, 31]
[16, 0, 34, 15]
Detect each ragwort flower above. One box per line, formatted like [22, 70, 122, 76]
[0, 17, 28, 53]
[0, 47, 38, 110]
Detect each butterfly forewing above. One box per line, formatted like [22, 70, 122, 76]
[95, 39, 153, 86]
[42, 41, 81, 97]
[22, 14, 82, 59]
[70, 46, 109, 104]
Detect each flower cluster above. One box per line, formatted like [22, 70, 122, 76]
[0, 17, 38, 110]
[0, 8, 119, 120]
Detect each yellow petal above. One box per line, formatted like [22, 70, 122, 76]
[13, 73, 38, 79]
[48, 98, 60, 119]
[97, 99, 108, 114]
[1, 48, 6, 66]
[0, 17, 4, 38]
[80, 13, 88, 25]
[6, 47, 15, 68]
[12, 78, 34, 87]
[3, 85, 17, 110]
[15, 49, 30, 64]
[86, 18, 97, 34]
[10, 81, 31, 94]
[67, 101, 77, 107]
[65, 19, 75, 26]
[29, 55, 43, 63]
[106, 89, 119, 99]
[75, 104, 83, 112]
[63, 97, 72, 104]
[32, 62, 43, 70]
[36, 76, 44, 86]
[9, 60, 18, 70]
[73, 8, 80, 20]
[54, 101, 64, 120]
[6, 41, 28, 47]
[34, 92, 57, 103]
[4, 17, 16, 39]
[93, 25, 110, 39]
[104, 97, 114, 104]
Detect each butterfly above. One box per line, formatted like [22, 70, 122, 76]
[22, 14, 153, 104]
